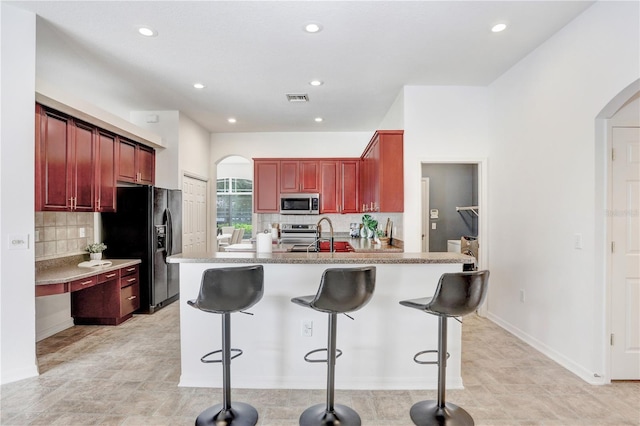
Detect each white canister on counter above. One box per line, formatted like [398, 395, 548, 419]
[256, 231, 272, 253]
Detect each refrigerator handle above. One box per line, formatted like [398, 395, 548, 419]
[165, 209, 173, 256]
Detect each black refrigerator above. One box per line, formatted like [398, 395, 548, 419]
[101, 186, 182, 313]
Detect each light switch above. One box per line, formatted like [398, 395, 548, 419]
[431, 223, 437, 230]
[8, 234, 29, 250]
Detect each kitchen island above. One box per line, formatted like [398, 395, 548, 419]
[168, 251, 474, 390]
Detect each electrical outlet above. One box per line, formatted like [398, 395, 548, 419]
[302, 320, 313, 337]
[520, 289, 525, 303]
[79, 227, 86, 238]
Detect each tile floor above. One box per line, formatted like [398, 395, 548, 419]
[1, 302, 638, 425]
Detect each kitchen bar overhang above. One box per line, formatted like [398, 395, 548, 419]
[168, 251, 475, 390]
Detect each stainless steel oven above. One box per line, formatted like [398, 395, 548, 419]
[280, 224, 318, 244]
[280, 193, 319, 215]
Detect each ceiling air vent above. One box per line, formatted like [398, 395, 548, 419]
[286, 94, 309, 102]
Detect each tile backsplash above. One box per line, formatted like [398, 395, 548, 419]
[255, 212, 403, 239]
[35, 212, 95, 260]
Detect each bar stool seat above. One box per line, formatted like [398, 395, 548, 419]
[399, 270, 489, 426]
[188, 265, 264, 426]
[291, 266, 376, 426]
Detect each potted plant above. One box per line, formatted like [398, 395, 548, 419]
[361, 214, 378, 239]
[86, 242, 107, 260]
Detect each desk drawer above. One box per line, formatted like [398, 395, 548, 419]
[69, 276, 98, 292]
[121, 264, 139, 277]
[120, 272, 139, 289]
[120, 282, 140, 317]
[98, 270, 119, 283]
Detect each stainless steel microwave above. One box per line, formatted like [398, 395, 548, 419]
[280, 193, 320, 215]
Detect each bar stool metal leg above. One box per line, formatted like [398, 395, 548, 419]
[409, 316, 474, 426]
[299, 313, 361, 426]
[196, 313, 259, 426]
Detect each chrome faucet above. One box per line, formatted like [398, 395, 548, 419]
[316, 216, 334, 252]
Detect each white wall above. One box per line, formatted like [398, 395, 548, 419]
[379, 89, 404, 130]
[0, 3, 39, 384]
[486, 0, 639, 383]
[130, 110, 211, 188]
[402, 86, 490, 252]
[217, 156, 252, 180]
[130, 111, 181, 189]
[179, 113, 211, 181]
[210, 132, 371, 162]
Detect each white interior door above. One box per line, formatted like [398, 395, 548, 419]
[610, 126, 640, 380]
[182, 175, 208, 255]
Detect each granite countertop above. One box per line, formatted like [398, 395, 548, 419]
[36, 255, 142, 286]
[237, 235, 404, 254]
[167, 251, 474, 265]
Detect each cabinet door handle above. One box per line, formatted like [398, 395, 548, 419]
[126, 267, 136, 272]
[80, 280, 93, 286]
[97, 198, 100, 210]
[127, 295, 137, 301]
[105, 273, 117, 278]
[127, 278, 136, 283]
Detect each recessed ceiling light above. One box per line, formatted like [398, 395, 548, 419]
[138, 26, 157, 37]
[314, 117, 323, 123]
[491, 23, 507, 33]
[193, 83, 205, 89]
[309, 80, 324, 87]
[304, 23, 322, 33]
[228, 118, 237, 124]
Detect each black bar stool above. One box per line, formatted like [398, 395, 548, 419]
[291, 266, 376, 426]
[399, 270, 489, 426]
[188, 265, 264, 426]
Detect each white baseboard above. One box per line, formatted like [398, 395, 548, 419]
[486, 312, 605, 385]
[0, 364, 39, 385]
[36, 319, 74, 342]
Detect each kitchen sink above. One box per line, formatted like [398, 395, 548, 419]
[318, 241, 354, 252]
[288, 241, 355, 253]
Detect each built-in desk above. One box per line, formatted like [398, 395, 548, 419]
[36, 257, 142, 325]
[168, 251, 474, 391]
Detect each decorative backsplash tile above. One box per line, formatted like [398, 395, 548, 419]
[254, 212, 403, 240]
[35, 212, 95, 260]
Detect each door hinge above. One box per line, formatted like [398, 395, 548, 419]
[610, 333, 615, 346]
[611, 241, 616, 253]
[611, 148, 616, 161]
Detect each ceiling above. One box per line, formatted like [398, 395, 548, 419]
[10, 1, 594, 133]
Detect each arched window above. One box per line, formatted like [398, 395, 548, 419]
[217, 177, 252, 234]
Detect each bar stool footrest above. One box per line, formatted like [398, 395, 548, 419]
[200, 348, 243, 364]
[413, 349, 450, 365]
[299, 402, 361, 426]
[303, 347, 343, 363]
[409, 400, 474, 426]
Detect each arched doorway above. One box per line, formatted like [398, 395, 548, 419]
[216, 156, 253, 237]
[597, 79, 640, 381]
